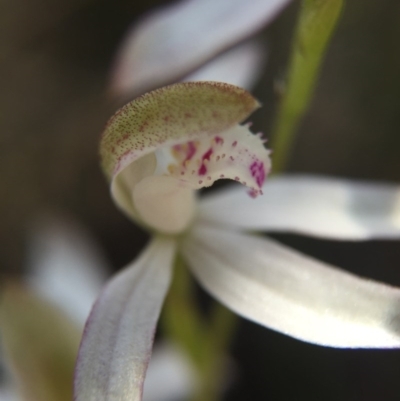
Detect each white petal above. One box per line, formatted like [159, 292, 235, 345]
[182, 224, 400, 348]
[111, 0, 291, 97]
[74, 236, 176, 401]
[198, 174, 400, 240]
[143, 343, 197, 401]
[183, 40, 266, 90]
[27, 214, 107, 327]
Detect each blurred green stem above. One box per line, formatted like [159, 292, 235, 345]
[162, 256, 236, 401]
[162, 256, 207, 370]
[271, 0, 344, 173]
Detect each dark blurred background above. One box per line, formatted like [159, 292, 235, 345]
[1, 0, 400, 400]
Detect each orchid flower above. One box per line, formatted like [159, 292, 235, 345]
[75, 81, 400, 401]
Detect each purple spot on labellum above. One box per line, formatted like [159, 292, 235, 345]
[198, 148, 213, 175]
[249, 160, 265, 188]
[186, 141, 197, 162]
[202, 148, 213, 161]
[198, 164, 207, 175]
[248, 188, 259, 198]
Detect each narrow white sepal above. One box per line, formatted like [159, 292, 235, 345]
[182, 224, 400, 348]
[199, 175, 400, 240]
[111, 0, 291, 96]
[74, 236, 176, 401]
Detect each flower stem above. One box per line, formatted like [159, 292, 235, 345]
[162, 255, 208, 370]
[271, 0, 344, 173]
[162, 256, 236, 401]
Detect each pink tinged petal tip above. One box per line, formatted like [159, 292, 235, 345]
[74, 236, 176, 401]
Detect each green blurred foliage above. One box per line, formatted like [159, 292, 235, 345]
[271, 0, 343, 172]
[0, 283, 81, 401]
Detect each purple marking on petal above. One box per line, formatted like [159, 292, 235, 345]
[186, 141, 197, 162]
[202, 148, 213, 161]
[248, 188, 259, 198]
[173, 141, 198, 166]
[198, 148, 213, 175]
[198, 164, 207, 175]
[250, 160, 265, 188]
